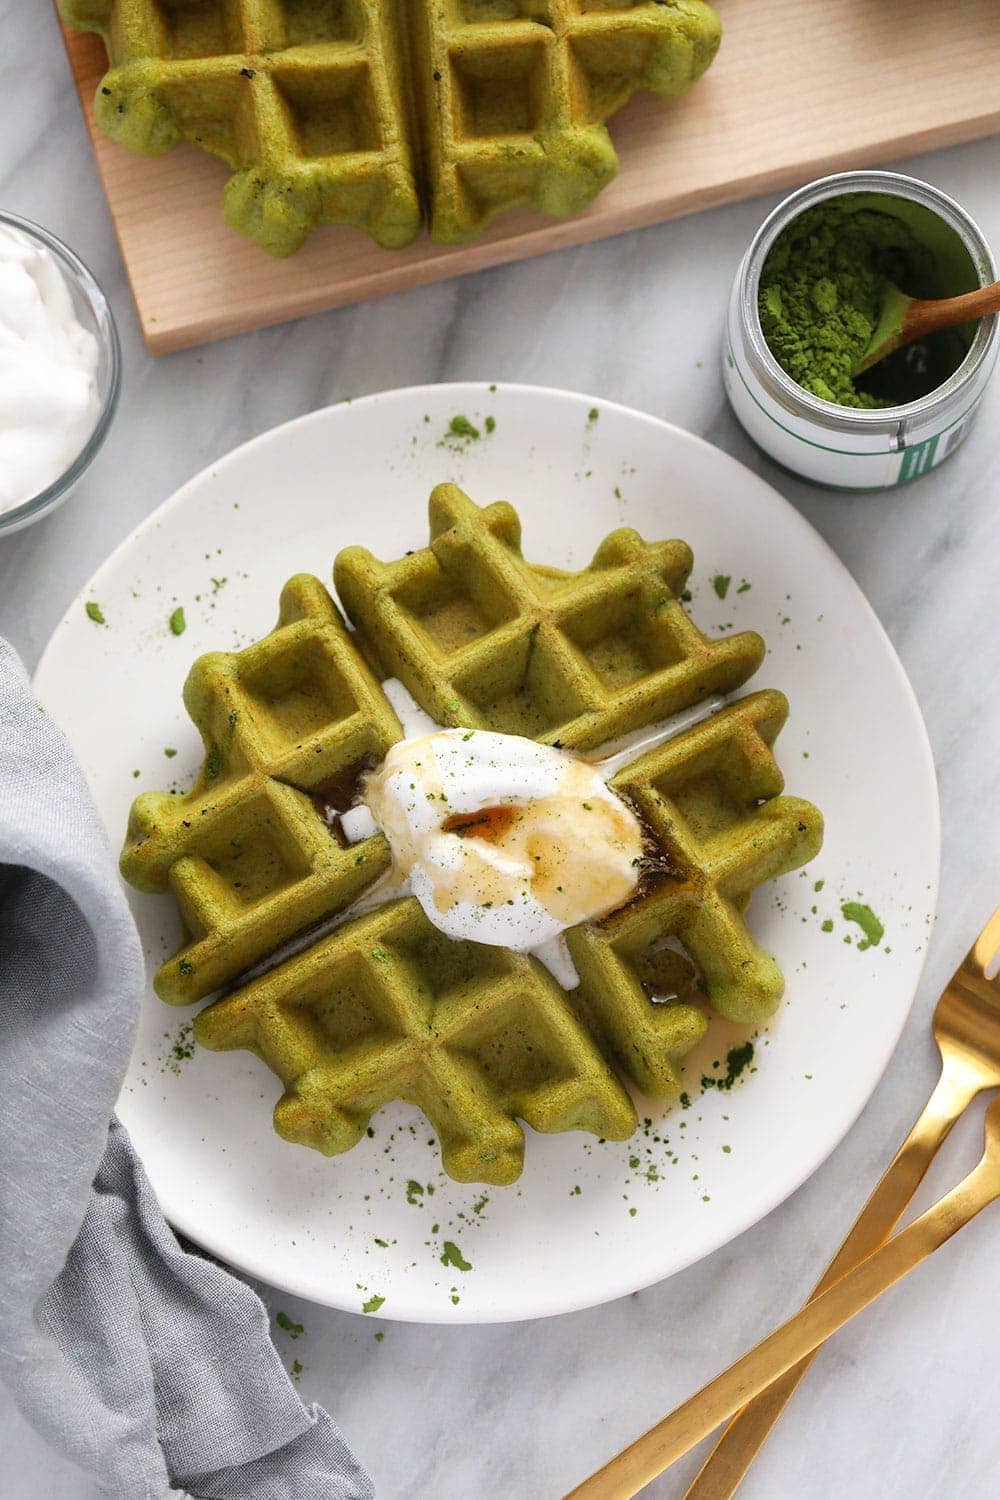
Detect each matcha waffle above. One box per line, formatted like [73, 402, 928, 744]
[566, 690, 824, 1096]
[122, 574, 402, 1004]
[122, 487, 822, 1184]
[410, 0, 722, 243]
[334, 483, 765, 752]
[188, 686, 820, 1176]
[194, 895, 637, 1185]
[60, 0, 422, 255]
[59, 0, 721, 254]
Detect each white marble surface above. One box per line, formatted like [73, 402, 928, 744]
[3, 7, 1000, 1497]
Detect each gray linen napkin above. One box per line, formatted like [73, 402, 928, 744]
[0, 637, 373, 1500]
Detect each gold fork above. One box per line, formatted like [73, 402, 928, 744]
[567, 906, 1000, 1500]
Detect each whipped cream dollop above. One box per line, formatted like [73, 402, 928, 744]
[363, 728, 645, 950]
[0, 223, 100, 512]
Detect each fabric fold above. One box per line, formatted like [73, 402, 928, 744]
[0, 637, 372, 1500]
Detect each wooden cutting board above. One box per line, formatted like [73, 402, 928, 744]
[59, 2, 1000, 355]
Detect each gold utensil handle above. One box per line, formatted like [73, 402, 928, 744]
[683, 1056, 981, 1499]
[565, 1155, 998, 1500]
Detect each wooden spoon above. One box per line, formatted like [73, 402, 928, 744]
[855, 277, 1000, 374]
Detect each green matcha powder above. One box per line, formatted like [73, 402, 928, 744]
[758, 203, 952, 409]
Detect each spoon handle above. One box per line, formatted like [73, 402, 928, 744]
[564, 1154, 999, 1500]
[907, 278, 1000, 338]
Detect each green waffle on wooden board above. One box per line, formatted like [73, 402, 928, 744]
[121, 486, 822, 1184]
[58, 0, 721, 254]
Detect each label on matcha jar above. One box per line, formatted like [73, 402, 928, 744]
[723, 329, 979, 490]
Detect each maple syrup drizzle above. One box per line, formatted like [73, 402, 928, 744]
[310, 757, 377, 849]
[441, 805, 519, 842]
[634, 939, 705, 1003]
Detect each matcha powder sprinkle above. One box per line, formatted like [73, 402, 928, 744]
[448, 414, 479, 440]
[841, 900, 885, 951]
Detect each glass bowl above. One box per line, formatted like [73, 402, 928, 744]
[0, 211, 121, 538]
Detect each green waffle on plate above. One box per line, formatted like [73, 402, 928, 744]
[121, 486, 822, 1184]
[195, 895, 638, 1186]
[120, 574, 401, 1004]
[334, 482, 764, 751]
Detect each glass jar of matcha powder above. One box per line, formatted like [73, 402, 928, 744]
[724, 171, 998, 489]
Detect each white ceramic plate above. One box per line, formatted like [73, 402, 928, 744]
[35, 384, 939, 1323]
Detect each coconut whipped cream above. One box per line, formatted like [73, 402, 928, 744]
[363, 728, 645, 952]
[0, 222, 100, 513]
